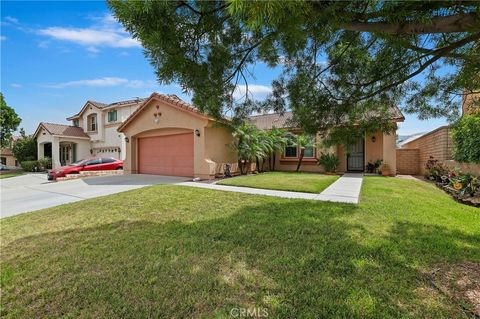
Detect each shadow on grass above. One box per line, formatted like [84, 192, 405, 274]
[1, 200, 478, 318]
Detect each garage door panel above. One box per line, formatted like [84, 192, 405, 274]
[138, 133, 194, 177]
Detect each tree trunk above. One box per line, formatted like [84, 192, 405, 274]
[296, 150, 304, 172]
[238, 159, 245, 175]
[272, 153, 276, 171]
[256, 158, 261, 173]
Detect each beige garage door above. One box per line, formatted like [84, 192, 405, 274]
[138, 133, 194, 177]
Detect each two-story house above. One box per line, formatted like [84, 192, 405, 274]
[34, 97, 146, 168]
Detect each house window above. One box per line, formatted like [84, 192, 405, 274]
[108, 110, 117, 122]
[284, 146, 297, 158]
[72, 119, 79, 127]
[87, 114, 97, 131]
[303, 146, 315, 158]
[0, 157, 6, 165]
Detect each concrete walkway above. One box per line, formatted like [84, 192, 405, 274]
[178, 173, 364, 204]
[316, 173, 363, 204]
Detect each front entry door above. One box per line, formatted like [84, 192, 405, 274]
[59, 144, 72, 166]
[347, 138, 364, 171]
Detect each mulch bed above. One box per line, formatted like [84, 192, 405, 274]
[433, 182, 480, 207]
[428, 262, 480, 317]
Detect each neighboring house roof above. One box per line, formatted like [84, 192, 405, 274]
[249, 105, 404, 130]
[0, 148, 13, 156]
[33, 122, 90, 139]
[118, 93, 214, 132]
[397, 132, 426, 147]
[66, 97, 148, 120]
[249, 112, 295, 129]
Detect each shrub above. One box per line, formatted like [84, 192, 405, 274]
[317, 153, 340, 173]
[451, 112, 480, 163]
[424, 158, 448, 182]
[38, 157, 52, 170]
[21, 160, 39, 172]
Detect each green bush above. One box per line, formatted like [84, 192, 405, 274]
[38, 157, 52, 170]
[20, 160, 39, 172]
[12, 134, 37, 163]
[451, 113, 480, 163]
[317, 153, 340, 173]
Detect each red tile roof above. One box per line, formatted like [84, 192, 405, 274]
[36, 122, 89, 138]
[249, 105, 404, 130]
[0, 148, 13, 156]
[249, 112, 295, 129]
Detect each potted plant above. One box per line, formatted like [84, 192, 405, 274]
[317, 153, 340, 174]
[380, 163, 391, 176]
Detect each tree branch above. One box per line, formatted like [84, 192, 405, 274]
[339, 13, 480, 35]
[354, 32, 480, 102]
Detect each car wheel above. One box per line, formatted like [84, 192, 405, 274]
[116, 167, 123, 170]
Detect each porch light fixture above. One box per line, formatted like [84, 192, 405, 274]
[371, 136, 376, 143]
[154, 104, 162, 123]
[125, 137, 129, 143]
[195, 129, 201, 137]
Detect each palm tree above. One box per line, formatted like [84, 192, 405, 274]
[294, 134, 315, 172]
[232, 123, 268, 174]
[267, 128, 288, 171]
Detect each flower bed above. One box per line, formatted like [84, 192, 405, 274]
[425, 158, 480, 207]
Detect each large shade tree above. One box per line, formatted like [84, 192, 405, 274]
[0, 93, 21, 148]
[109, 1, 480, 136]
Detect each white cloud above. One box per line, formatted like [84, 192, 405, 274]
[87, 46, 99, 54]
[233, 84, 272, 99]
[38, 26, 140, 49]
[11, 83, 22, 88]
[42, 77, 157, 89]
[5, 16, 19, 24]
[0, 36, 6, 41]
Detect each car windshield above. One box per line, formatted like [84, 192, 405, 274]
[70, 159, 86, 166]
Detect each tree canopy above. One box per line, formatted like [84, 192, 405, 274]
[109, 0, 480, 135]
[0, 93, 21, 148]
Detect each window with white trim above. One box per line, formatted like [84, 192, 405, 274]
[87, 114, 97, 131]
[107, 110, 117, 122]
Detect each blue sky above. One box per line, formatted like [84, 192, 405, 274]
[1, 1, 450, 135]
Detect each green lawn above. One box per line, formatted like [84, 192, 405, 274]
[1, 177, 479, 318]
[0, 171, 24, 179]
[217, 171, 339, 193]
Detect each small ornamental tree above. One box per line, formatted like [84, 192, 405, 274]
[451, 112, 480, 163]
[12, 129, 37, 163]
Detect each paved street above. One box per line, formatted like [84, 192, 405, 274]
[0, 173, 188, 218]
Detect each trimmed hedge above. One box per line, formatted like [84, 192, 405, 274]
[20, 161, 40, 172]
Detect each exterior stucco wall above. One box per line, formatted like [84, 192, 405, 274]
[0, 154, 18, 167]
[83, 105, 103, 141]
[365, 132, 383, 164]
[120, 99, 226, 178]
[382, 132, 397, 175]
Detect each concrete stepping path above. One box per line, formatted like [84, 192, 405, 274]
[316, 173, 363, 204]
[177, 173, 363, 204]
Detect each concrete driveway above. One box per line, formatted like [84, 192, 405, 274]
[0, 173, 189, 218]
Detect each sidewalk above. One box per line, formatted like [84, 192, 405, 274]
[177, 173, 364, 204]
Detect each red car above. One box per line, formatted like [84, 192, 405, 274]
[47, 157, 123, 180]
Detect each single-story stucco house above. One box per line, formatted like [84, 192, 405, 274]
[118, 92, 404, 179]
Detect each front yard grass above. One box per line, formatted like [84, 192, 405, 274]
[217, 171, 339, 193]
[1, 177, 479, 318]
[0, 171, 24, 179]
